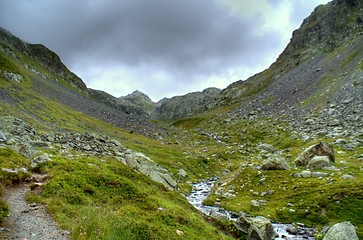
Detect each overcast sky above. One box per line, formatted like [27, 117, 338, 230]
[0, 0, 330, 101]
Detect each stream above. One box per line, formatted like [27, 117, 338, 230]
[186, 179, 315, 240]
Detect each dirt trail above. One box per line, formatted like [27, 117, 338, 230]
[0, 184, 70, 240]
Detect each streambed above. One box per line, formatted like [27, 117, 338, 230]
[186, 179, 315, 240]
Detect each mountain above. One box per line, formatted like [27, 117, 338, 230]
[218, 0, 363, 120]
[0, 0, 363, 239]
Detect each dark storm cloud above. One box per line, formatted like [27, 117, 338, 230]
[0, 0, 282, 80]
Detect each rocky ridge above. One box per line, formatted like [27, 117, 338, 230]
[0, 115, 177, 190]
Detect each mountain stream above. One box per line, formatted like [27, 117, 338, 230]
[186, 179, 315, 240]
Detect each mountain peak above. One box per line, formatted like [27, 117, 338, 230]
[120, 90, 154, 103]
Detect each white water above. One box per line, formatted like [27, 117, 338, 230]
[186, 180, 315, 240]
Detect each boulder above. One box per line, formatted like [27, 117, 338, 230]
[123, 151, 177, 190]
[307, 156, 330, 170]
[300, 170, 312, 178]
[295, 142, 334, 167]
[257, 143, 275, 153]
[323, 222, 358, 240]
[210, 209, 229, 221]
[261, 156, 291, 170]
[32, 154, 51, 168]
[234, 215, 276, 240]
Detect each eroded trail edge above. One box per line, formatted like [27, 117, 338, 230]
[0, 184, 70, 240]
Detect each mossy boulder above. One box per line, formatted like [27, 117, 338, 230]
[261, 156, 291, 170]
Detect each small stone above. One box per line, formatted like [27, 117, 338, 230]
[341, 174, 354, 179]
[250, 200, 260, 207]
[286, 225, 298, 234]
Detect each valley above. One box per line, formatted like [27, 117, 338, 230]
[0, 0, 363, 239]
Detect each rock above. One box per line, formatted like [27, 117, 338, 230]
[234, 215, 276, 240]
[323, 222, 358, 240]
[300, 170, 312, 178]
[210, 209, 229, 221]
[286, 225, 298, 235]
[328, 119, 341, 127]
[177, 168, 188, 178]
[307, 156, 330, 170]
[341, 174, 354, 179]
[0, 132, 7, 143]
[250, 200, 260, 207]
[311, 172, 329, 178]
[261, 156, 291, 170]
[295, 142, 335, 167]
[31, 154, 51, 168]
[257, 143, 275, 153]
[334, 138, 347, 144]
[123, 151, 177, 190]
[31, 141, 51, 147]
[108, 139, 122, 147]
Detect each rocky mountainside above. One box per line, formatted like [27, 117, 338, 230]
[218, 0, 363, 122]
[0, 28, 167, 139]
[155, 87, 221, 120]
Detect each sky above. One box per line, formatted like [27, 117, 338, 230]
[0, 0, 330, 101]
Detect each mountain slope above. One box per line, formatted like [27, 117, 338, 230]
[218, 0, 363, 119]
[0, 28, 168, 139]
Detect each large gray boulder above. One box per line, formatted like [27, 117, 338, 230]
[295, 142, 334, 167]
[121, 151, 177, 190]
[261, 156, 291, 170]
[307, 156, 330, 170]
[233, 215, 276, 240]
[323, 222, 358, 240]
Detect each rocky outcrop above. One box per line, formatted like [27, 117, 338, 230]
[261, 156, 291, 170]
[323, 222, 359, 240]
[0, 116, 177, 190]
[295, 142, 334, 167]
[121, 151, 177, 190]
[233, 215, 276, 240]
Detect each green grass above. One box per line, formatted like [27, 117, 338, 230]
[28, 155, 233, 240]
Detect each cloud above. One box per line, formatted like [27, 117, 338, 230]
[0, 0, 330, 100]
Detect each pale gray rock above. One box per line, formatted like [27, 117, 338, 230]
[0, 131, 6, 142]
[307, 156, 330, 170]
[257, 143, 275, 153]
[234, 215, 276, 240]
[323, 222, 358, 240]
[210, 209, 229, 221]
[123, 151, 177, 190]
[301, 170, 312, 178]
[261, 156, 291, 170]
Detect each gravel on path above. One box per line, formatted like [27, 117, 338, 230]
[0, 184, 70, 240]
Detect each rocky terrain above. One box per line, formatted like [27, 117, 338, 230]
[0, 0, 362, 239]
